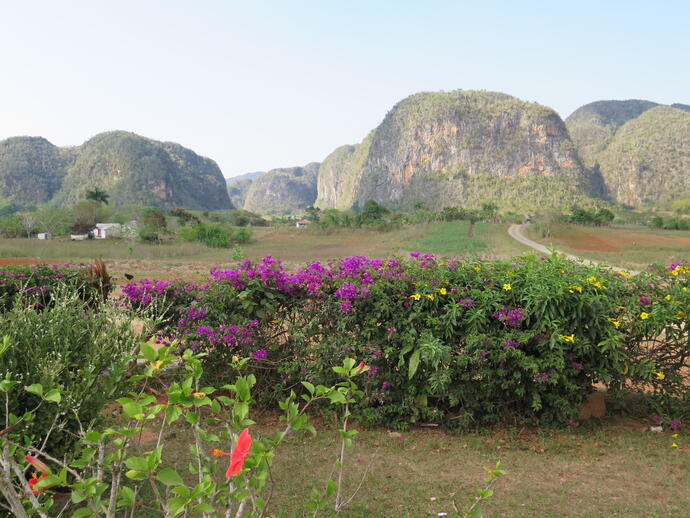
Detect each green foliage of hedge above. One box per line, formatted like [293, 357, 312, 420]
[123, 255, 690, 430]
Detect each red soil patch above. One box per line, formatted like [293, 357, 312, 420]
[601, 230, 690, 248]
[550, 228, 621, 252]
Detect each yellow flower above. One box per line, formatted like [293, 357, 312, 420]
[617, 305, 626, 310]
[671, 442, 678, 448]
[653, 371, 665, 380]
[607, 318, 620, 328]
[615, 271, 631, 279]
[151, 360, 163, 370]
[192, 392, 206, 399]
[559, 334, 575, 343]
[503, 284, 512, 291]
[410, 293, 421, 300]
[592, 282, 603, 289]
[473, 266, 481, 272]
[586, 276, 597, 283]
[438, 288, 447, 295]
[640, 312, 650, 320]
[672, 433, 679, 438]
[677, 311, 686, 319]
[665, 295, 672, 301]
[426, 294, 435, 301]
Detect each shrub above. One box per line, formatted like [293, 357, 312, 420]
[0, 290, 139, 459]
[122, 254, 690, 429]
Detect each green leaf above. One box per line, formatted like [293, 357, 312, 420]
[117, 398, 143, 417]
[85, 430, 102, 442]
[124, 456, 149, 472]
[0, 335, 10, 357]
[139, 342, 157, 362]
[327, 391, 347, 404]
[44, 389, 62, 403]
[408, 349, 421, 379]
[125, 470, 146, 480]
[235, 377, 250, 401]
[301, 381, 315, 394]
[71, 508, 95, 518]
[156, 467, 184, 486]
[167, 496, 189, 517]
[166, 405, 183, 424]
[25, 383, 43, 397]
[117, 486, 135, 508]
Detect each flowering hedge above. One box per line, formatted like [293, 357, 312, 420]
[0, 262, 112, 311]
[123, 255, 690, 428]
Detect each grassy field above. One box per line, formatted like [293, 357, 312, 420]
[0, 222, 529, 280]
[137, 415, 688, 518]
[525, 224, 690, 270]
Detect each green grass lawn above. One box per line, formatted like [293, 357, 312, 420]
[412, 221, 528, 258]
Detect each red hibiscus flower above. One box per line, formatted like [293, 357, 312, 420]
[26, 473, 50, 496]
[211, 428, 252, 478]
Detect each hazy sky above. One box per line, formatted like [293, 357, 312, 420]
[1, 1, 688, 178]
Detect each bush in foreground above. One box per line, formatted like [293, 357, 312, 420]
[122, 254, 689, 429]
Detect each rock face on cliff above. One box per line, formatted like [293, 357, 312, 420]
[592, 106, 690, 206]
[565, 100, 660, 168]
[226, 171, 265, 208]
[0, 131, 232, 209]
[0, 137, 68, 206]
[316, 90, 598, 211]
[243, 163, 319, 215]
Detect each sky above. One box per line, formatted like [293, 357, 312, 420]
[1, 1, 689, 178]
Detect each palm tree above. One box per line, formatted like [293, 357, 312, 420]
[85, 188, 110, 205]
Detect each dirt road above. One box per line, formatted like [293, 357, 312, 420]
[507, 224, 640, 275]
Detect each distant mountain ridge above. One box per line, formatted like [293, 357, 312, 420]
[226, 171, 266, 209]
[0, 131, 232, 210]
[566, 100, 690, 207]
[243, 163, 320, 215]
[2, 91, 688, 214]
[315, 90, 600, 212]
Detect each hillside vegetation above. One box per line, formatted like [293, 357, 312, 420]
[0, 131, 232, 210]
[316, 90, 601, 212]
[593, 106, 690, 206]
[242, 162, 319, 215]
[566, 100, 690, 208]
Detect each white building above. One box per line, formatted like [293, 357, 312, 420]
[94, 223, 122, 239]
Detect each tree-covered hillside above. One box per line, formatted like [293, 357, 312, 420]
[243, 163, 319, 215]
[0, 137, 68, 207]
[595, 106, 690, 206]
[0, 132, 232, 210]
